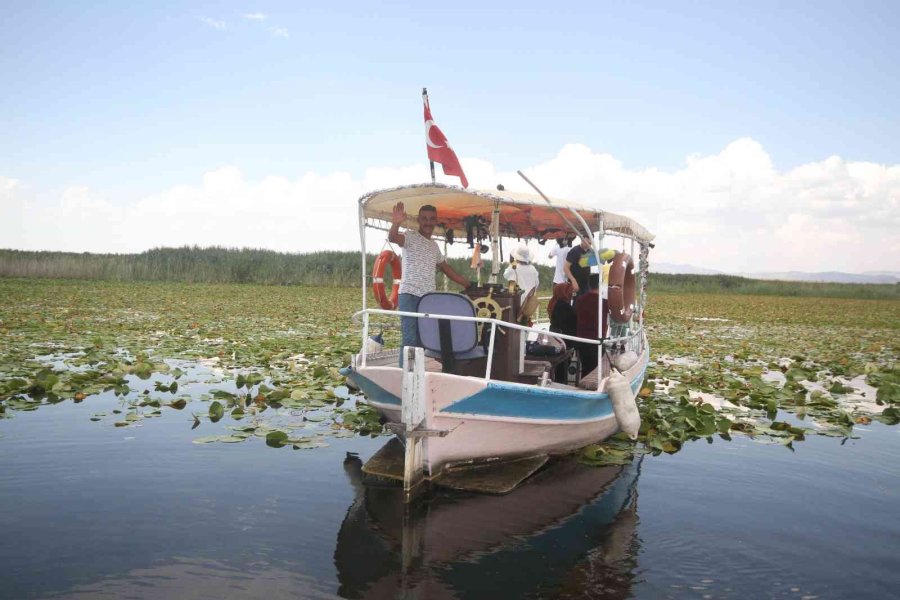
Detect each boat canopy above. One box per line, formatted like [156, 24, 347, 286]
[359, 183, 654, 244]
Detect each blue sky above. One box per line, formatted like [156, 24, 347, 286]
[2, 1, 899, 272]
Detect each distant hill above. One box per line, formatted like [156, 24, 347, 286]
[651, 262, 722, 275]
[741, 271, 900, 285]
[650, 262, 898, 284]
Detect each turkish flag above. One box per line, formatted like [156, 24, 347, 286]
[424, 100, 469, 188]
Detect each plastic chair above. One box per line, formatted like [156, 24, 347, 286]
[417, 292, 487, 374]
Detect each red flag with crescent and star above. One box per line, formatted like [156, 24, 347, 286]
[423, 95, 469, 188]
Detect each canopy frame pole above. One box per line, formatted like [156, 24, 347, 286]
[518, 170, 606, 391]
[442, 238, 449, 290]
[630, 237, 636, 339]
[517, 169, 601, 287]
[597, 217, 605, 391]
[489, 201, 501, 283]
[358, 204, 369, 367]
[638, 241, 649, 336]
[517, 170, 591, 240]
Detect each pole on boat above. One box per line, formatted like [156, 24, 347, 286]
[442, 237, 449, 291]
[489, 201, 501, 283]
[517, 171, 591, 241]
[516, 170, 601, 276]
[423, 88, 436, 185]
[358, 198, 369, 367]
[517, 170, 605, 390]
[401, 346, 428, 503]
[597, 217, 606, 371]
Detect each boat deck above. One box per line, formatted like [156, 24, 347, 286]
[359, 349, 587, 391]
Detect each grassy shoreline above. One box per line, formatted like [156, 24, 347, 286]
[1, 247, 897, 300]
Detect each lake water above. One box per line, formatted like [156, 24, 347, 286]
[1, 391, 898, 599]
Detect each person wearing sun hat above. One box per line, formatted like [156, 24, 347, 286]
[503, 243, 540, 300]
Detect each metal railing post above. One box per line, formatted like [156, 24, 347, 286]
[485, 322, 497, 380]
[361, 312, 369, 368]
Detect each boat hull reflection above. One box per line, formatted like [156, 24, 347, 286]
[336, 449, 641, 599]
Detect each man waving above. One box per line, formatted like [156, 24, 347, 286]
[388, 202, 470, 356]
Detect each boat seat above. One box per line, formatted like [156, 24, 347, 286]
[417, 292, 488, 374]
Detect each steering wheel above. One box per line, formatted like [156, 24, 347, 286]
[473, 296, 508, 338]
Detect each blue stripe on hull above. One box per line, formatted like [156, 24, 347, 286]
[439, 362, 647, 421]
[440, 383, 613, 420]
[347, 372, 400, 407]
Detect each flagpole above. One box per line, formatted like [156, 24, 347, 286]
[423, 88, 436, 184]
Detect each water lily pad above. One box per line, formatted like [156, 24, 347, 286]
[292, 440, 329, 450]
[192, 435, 221, 444]
[209, 401, 224, 422]
[265, 430, 288, 448]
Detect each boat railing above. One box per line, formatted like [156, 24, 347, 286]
[352, 307, 644, 384]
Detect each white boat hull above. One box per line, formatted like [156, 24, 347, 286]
[345, 345, 648, 477]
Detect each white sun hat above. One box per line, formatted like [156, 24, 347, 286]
[511, 244, 532, 263]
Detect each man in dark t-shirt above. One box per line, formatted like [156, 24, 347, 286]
[564, 236, 592, 296]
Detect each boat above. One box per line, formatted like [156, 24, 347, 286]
[341, 182, 654, 500]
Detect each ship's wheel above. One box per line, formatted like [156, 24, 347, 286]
[473, 295, 508, 339]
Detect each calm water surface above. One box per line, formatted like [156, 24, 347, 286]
[1, 392, 897, 599]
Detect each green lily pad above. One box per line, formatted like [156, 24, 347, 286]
[209, 401, 224, 422]
[193, 435, 221, 444]
[266, 430, 289, 448]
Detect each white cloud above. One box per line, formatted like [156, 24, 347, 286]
[1, 176, 26, 244]
[3, 139, 899, 273]
[199, 17, 226, 30]
[239, 12, 287, 37]
[1, 175, 20, 195]
[482, 139, 899, 273]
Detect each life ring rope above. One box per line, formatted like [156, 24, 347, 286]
[372, 250, 402, 310]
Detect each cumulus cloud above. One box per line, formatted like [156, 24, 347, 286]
[3, 139, 898, 273]
[489, 139, 899, 273]
[199, 16, 226, 30]
[1, 176, 26, 244]
[239, 11, 287, 37]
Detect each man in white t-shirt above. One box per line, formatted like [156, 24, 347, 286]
[548, 238, 570, 284]
[389, 202, 470, 358]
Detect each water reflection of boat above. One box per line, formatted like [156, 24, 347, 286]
[334, 449, 641, 599]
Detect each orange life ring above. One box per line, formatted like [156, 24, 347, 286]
[372, 250, 402, 310]
[607, 253, 635, 323]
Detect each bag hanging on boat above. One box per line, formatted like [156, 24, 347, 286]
[608, 369, 640, 440]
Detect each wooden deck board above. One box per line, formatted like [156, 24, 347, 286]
[433, 455, 549, 494]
